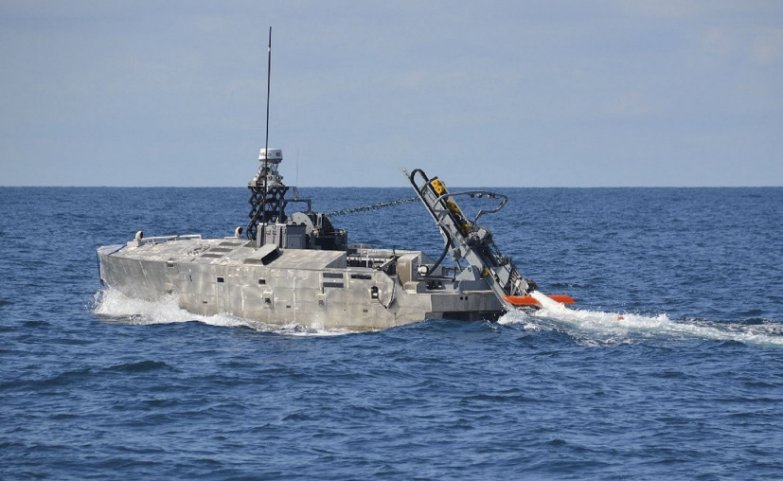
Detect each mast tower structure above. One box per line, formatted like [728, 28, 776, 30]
[247, 26, 288, 240]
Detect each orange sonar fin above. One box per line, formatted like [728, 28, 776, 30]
[548, 294, 576, 305]
[504, 295, 540, 306]
[504, 293, 576, 307]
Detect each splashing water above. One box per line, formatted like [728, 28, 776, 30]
[93, 288, 783, 345]
[499, 291, 783, 347]
[92, 289, 352, 337]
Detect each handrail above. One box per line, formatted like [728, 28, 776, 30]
[137, 234, 202, 246]
[433, 190, 508, 223]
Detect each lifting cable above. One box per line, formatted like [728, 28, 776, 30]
[325, 197, 418, 217]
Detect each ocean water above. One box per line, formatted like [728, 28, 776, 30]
[1, 186, 782, 480]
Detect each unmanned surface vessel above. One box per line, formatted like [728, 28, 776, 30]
[96, 30, 573, 331]
[96, 151, 573, 331]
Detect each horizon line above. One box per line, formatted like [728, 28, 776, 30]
[1, 184, 782, 189]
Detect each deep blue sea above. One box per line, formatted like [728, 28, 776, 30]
[1, 186, 782, 480]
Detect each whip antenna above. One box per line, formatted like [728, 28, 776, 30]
[264, 26, 272, 195]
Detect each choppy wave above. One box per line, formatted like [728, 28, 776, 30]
[4, 187, 783, 480]
[92, 288, 353, 337]
[499, 291, 783, 347]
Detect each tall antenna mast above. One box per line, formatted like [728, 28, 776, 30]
[263, 26, 272, 196]
[246, 26, 288, 241]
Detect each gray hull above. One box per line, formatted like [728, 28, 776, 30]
[97, 235, 504, 332]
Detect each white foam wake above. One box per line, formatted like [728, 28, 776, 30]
[92, 289, 352, 337]
[499, 291, 783, 347]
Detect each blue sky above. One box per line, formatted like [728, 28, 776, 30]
[1, 1, 781, 187]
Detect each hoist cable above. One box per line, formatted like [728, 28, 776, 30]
[325, 197, 418, 217]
